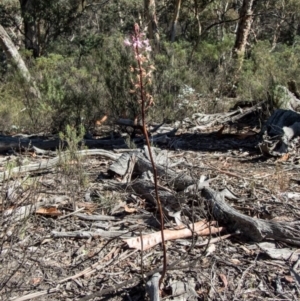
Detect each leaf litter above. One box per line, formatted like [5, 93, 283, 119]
[0, 113, 300, 301]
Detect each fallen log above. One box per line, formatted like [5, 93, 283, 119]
[0, 131, 175, 152]
[0, 136, 60, 152]
[0, 149, 121, 182]
[184, 101, 264, 131]
[202, 187, 300, 246]
[0, 135, 129, 152]
[146, 273, 160, 301]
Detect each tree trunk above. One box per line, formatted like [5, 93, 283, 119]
[144, 0, 160, 49]
[193, 0, 201, 36]
[232, 0, 255, 65]
[0, 24, 40, 99]
[170, 0, 182, 42]
[19, 0, 41, 58]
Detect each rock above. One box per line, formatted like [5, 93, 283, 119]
[273, 85, 300, 111]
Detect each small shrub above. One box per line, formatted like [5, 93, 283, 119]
[59, 124, 89, 188]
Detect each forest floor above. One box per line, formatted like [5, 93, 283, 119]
[1, 117, 300, 301]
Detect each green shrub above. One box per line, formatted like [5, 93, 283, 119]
[151, 36, 234, 120]
[238, 40, 300, 101]
[32, 53, 107, 132]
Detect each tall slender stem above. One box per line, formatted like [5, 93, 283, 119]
[133, 26, 167, 288]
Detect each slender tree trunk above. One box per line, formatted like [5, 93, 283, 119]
[0, 24, 40, 99]
[232, 0, 255, 64]
[270, 18, 284, 52]
[227, 0, 255, 97]
[170, 0, 182, 42]
[144, 0, 160, 50]
[194, 0, 202, 36]
[19, 0, 41, 58]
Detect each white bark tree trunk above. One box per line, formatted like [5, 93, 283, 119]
[0, 24, 40, 99]
[144, 0, 160, 48]
[170, 0, 182, 42]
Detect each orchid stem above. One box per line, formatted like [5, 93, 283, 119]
[133, 24, 167, 289]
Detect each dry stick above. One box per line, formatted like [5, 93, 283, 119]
[133, 23, 167, 288]
[10, 288, 59, 301]
[140, 229, 145, 281]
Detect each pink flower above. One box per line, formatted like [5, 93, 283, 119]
[124, 38, 131, 46]
[124, 27, 151, 52]
[132, 38, 143, 49]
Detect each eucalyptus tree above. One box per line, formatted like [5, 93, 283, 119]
[144, 0, 159, 49]
[18, 0, 86, 57]
[232, 0, 256, 72]
[0, 23, 40, 98]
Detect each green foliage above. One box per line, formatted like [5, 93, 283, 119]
[32, 53, 107, 131]
[19, 0, 85, 57]
[59, 124, 89, 187]
[0, 94, 25, 133]
[125, 136, 137, 149]
[1, 0, 300, 133]
[59, 124, 85, 153]
[0, 65, 34, 132]
[272, 85, 293, 109]
[238, 40, 300, 100]
[152, 36, 234, 120]
[97, 33, 137, 120]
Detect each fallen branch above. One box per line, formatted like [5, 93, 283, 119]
[10, 288, 59, 301]
[51, 229, 134, 239]
[124, 220, 224, 250]
[2, 196, 70, 223]
[0, 149, 120, 182]
[204, 162, 249, 180]
[202, 187, 300, 246]
[0, 135, 129, 152]
[187, 101, 264, 131]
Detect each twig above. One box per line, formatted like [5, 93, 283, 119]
[10, 287, 59, 301]
[58, 207, 84, 219]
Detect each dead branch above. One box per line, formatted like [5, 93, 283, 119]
[124, 220, 224, 250]
[51, 229, 133, 239]
[0, 149, 120, 182]
[202, 187, 300, 246]
[0, 136, 128, 152]
[186, 101, 264, 131]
